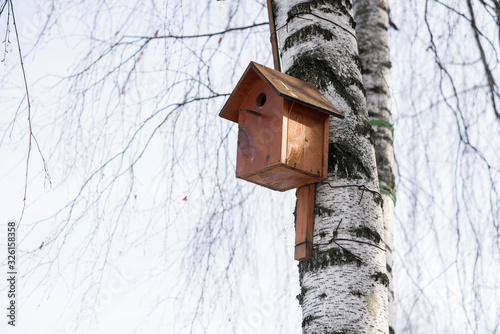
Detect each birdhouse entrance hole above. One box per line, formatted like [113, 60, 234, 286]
[256, 93, 267, 107]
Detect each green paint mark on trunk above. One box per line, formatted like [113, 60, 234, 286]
[365, 292, 379, 320]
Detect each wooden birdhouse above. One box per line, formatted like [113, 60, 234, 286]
[219, 61, 343, 191]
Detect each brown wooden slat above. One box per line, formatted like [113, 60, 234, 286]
[266, 0, 281, 72]
[295, 184, 316, 261]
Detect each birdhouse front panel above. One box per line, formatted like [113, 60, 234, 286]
[236, 79, 283, 178]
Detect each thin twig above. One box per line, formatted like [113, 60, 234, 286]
[9, 92, 26, 138]
[1, 0, 10, 62]
[466, 0, 500, 121]
[8, 0, 48, 227]
[122, 22, 268, 40]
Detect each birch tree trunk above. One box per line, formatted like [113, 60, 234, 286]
[273, 0, 389, 332]
[353, 1, 395, 333]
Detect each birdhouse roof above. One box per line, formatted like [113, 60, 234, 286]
[219, 61, 344, 123]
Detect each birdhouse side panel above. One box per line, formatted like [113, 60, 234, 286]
[284, 101, 328, 178]
[236, 80, 284, 177]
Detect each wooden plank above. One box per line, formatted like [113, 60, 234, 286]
[286, 103, 325, 177]
[266, 0, 281, 72]
[295, 184, 316, 261]
[281, 99, 289, 167]
[322, 114, 329, 178]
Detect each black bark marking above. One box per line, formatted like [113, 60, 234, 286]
[302, 314, 320, 328]
[271, 0, 278, 18]
[314, 204, 335, 217]
[371, 271, 389, 287]
[293, 203, 297, 227]
[287, 0, 333, 20]
[358, 43, 389, 57]
[287, 0, 356, 29]
[299, 247, 363, 277]
[367, 85, 389, 95]
[377, 161, 396, 189]
[368, 107, 391, 118]
[286, 53, 364, 113]
[283, 25, 335, 51]
[375, 134, 394, 144]
[361, 67, 372, 75]
[380, 61, 392, 69]
[352, 54, 362, 72]
[354, 119, 375, 146]
[374, 193, 383, 206]
[296, 285, 308, 305]
[350, 290, 364, 297]
[351, 226, 382, 244]
[328, 142, 372, 179]
[296, 293, 303, 305]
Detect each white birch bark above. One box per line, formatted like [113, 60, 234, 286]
[274, 0, 389, 332]
[353, 1, 395, 333]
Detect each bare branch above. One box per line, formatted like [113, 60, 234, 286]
[466, 0, 500, 121]
[123, 22, 268, 40]
[7, 0, 49, 227]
